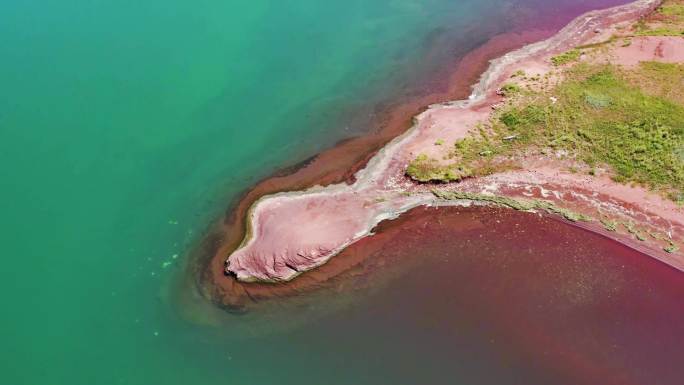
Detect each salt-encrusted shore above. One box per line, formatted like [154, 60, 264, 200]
[224, 0, 683, 283]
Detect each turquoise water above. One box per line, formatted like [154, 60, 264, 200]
[0, 1, 637, 384]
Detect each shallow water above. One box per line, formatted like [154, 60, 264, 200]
[270, 207, 684, 385]
[176, 206, 684, 385]
[0, 0, 664, 384]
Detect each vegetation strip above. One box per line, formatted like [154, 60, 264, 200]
[433, 190, 680, 252]
[431, 190, 591, 222]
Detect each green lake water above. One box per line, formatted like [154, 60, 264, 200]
[1, 1, 643, 384]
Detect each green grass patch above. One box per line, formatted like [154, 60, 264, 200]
[499, 83, 522, 96]
[576, 38, 616, 50]
[601, 218, 618, 232]
[635, 1, 684, 36]
[437, 63, 684, 200]
[661, 3, 684, 18]
[511, 70, 526, 78]
[551, 49, 582, 66]
[635, 27, 684, 36]
[406, 154, 472, 183]
[628, 62, 684, 105]
[665, 243, 680, 253]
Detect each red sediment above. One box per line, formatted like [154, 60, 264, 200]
[608, 36, 684, 65]
[337, 205, 684, 385]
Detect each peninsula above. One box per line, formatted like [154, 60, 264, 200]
[203, 0, 683, 308]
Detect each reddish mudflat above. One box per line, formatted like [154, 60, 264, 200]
[194, 206, 684, 385]
[294, 206, 684, 385]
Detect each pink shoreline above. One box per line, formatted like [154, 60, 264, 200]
[226, 0, 682, 283]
